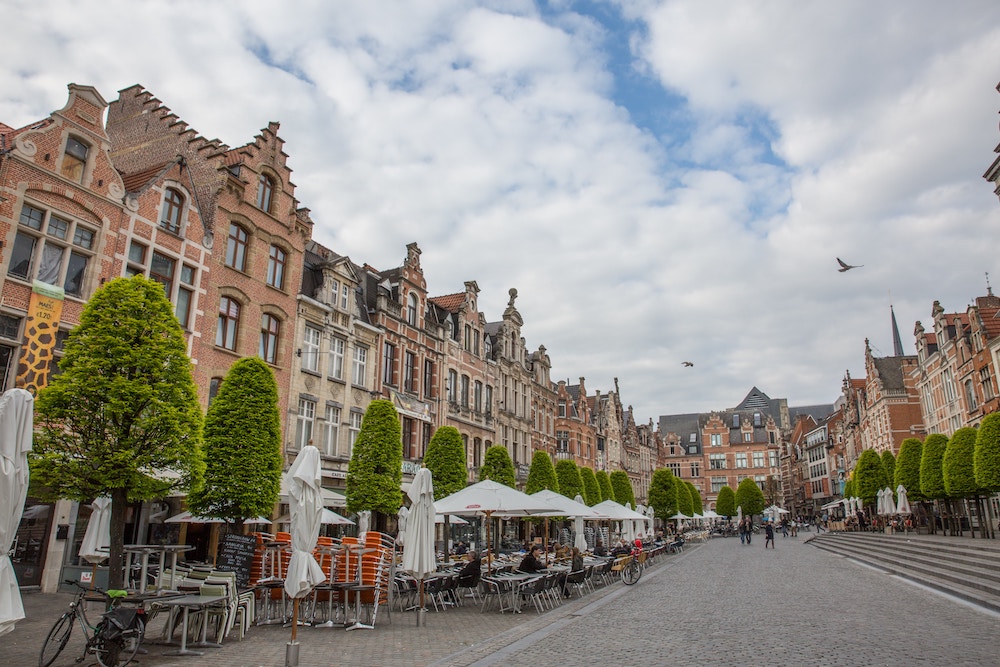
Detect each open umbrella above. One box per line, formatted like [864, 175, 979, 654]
[0, 388, 32, 637]
[283, 444, 326, 655]
[895, 484, 912, 515]
[402, 468, 436, 625]
[272, 508, 354, 526]
[79, 496, 111, 588]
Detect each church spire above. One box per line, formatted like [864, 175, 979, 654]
[891, 305, 905, 356]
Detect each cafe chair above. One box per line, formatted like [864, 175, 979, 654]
[563, 568, 587, 599]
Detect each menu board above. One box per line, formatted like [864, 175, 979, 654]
[216, 533, 257, 587]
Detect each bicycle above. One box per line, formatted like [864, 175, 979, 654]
[614, 550, 643, 586]
[39, 580, 146, 667]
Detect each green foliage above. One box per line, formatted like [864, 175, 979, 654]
[920, 433, 949, 500]
[843, 478, 855, 499]
[31, 276, 203, 587]
[974, 413, 1000, 491]
[675, 478, 693, 516]
[579, 467, 601, 505]
[854, 449, 886, 504]
[895, 438, 924, 501]
[715, 486, 736, 517]
[734, 477, 764, 516]
[479, 445, 516, 487]
[555, 459, 584, 500]
[880, 451, 896, 491]
[188, 357, 281, 526]
[687, 481, 703, 515]
[595, 470, 614, 502]
[524, 450, 558, 495]
[647, 468, 677, 519]
[346, 399, 403, 514]
[609, 470, 635, 508]
[943, 427, 979, 498]
[422, 426, 467, 500]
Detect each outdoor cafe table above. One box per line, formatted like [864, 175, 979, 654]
[155, 593, 228, 657]
[123, 544, 194, 593]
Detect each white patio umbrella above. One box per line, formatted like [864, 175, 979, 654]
[283, 444, 326, 647]
[435, 480, 559, 573]
[623, 503, 637, 544]
[79, 497, 111, 588]
[0, 389, 33, 638]
[272, 508, 354, 526]
[896, 484, 912, 515]
[882, 487, 896, 515]
[402, 468, 436, 622]
[397, 505, 409, 546]
[279, 477, 346, 507]
[573, 495, 588, 552]
[876, 489, 886, 516]
[357, 510, 371, 537]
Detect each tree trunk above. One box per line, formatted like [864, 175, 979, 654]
[108, 488, 129, 589]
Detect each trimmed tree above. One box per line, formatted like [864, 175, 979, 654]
[479, 445, 516, 487]
[524, 450, 558, 495]
[423, 426, 467, 500]
[188, 357, 282, 528]
[854, 449, 886, 509]
[676, 479, 693, 517]
[648, 468, 678, 520]
[596, 470, 615, 503]
[715, 485, 736, 518]
[610, 470, 635, 508]
[880, 451, 896, 494]
[921, 433, 949, 534]
[974, 413, 1000, 491]
[895, 437, 924, 501]
[346, 399, 403, 522]
[687, 481, 703, 515]
[31, 275, 204, 588]
[943, 427, 979, 535]
[580, 467, 601, 505]
[735, 477, 765, 517]
[555, 459, 584, 500]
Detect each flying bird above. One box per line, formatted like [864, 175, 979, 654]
[682, 361, 694, 367]
[836, 257, 863, 272]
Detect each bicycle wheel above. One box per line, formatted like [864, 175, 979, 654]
[621, 561, 641, 585]
[39, 613, 74, 667]
[95, 616, 144, 667]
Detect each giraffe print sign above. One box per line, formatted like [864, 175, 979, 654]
[15, 282, 64, 396]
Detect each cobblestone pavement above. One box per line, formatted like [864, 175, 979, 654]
[7, 536, 997, 666]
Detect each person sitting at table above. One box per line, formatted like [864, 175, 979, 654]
[453, 541, 468, 556]
[593, 539, 608, 557]
[610, 539, 631, 557]
[518, 544, 548, 573]
[562, 547, 585, 597]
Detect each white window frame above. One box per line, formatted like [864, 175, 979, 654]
[302, 325, 321, 372]
[295, 397, 315, 449]
[322, 404, 341, 457]
[352, 346, 368, 386]
[328, 337, 345, 380]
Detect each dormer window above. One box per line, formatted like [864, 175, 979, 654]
[61, 137, 89, 182]
[256, 173, 274, 213]
[406, 293, 418, 326]
[160, 187, 185, 234]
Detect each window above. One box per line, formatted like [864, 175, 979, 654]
[464, 324, 473, 352]
[752, 451, 765, 468]
[423, 359, 434, 399]
[558, 401, 566, 417]
[321, 405, 341, 457]
[735, 452, 748, 469]
[690, 461, 700, 477]
[474, 381, 483, 412]
[668, 462, 681, 476]
[406, 293, 418, 326]
[556, 431, 569, 453]
[403, 351, 416, 392]
[150, 252, 175, 296]
[709, 453, 727, 470]
[340, 283, 350, 311]
[301, 325, 321, 372]
[382, 342, 396, 386]
[9, 204, 94, 296]
[402, 418, 415, 459]
[259, 314, 280, 363]
[328, 337, 345, 380]
[295, 397, 315, 449]
[160, 188, 184, 234]
[176, 265, 195, 329]
[267, 245, 286, 289]
[710, 434, 722, 447]
[460, 375, 470, 407]
[348, 411, 363, 451]
[216, 296, 240, 350]
[0, 315, 21, 341]
[981, 367, 996, 401]
[447, 369, 458, 403]
[965, 379, 978, 412]
[942, 368, 957, 402]
[485, 385, 493, 416]
[127, 241, 146, 270]
[208, 377, 223, 405]
[352, 346, 368, 386]
[61, 137, 89, 182]
[225, 223, 248, 271]
[743, 432, 752, 442]
[257, 173, 274, 212]
[769, 451, 778, 467]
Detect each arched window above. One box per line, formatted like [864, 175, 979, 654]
[256, 173, 275, 213]
[259, 313, 280, 363]
[160, 188, 185, 234]
[225, 223, 248, 271]
[406, 293, 418, 326]
[216, 296, 241, 350]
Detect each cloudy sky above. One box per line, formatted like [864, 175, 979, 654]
[4, 1, 999, 421]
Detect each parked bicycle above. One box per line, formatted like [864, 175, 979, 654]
[39, 580, 145, 667]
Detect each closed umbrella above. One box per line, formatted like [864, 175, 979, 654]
[896, 484, 912, 515]
[573, 495, 588, 552]
[883, 487, 896, 515]
[402, 468, 436, 625]
[357, 510, 371, 538]
[0, 388, 32, 638]
[283, 444, 326, 653]
[79, 496, 112, 589]
[397, 505, 409, 546]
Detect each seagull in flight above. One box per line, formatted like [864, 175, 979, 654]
[836, 258, 863, 272]
[682, 361, 694, 367]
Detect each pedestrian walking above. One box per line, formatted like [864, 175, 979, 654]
[780, 518, 789, 538]
[764, 522, 775, 549]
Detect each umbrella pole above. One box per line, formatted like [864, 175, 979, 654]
[544, 519, 549, 565]
[291, 598, 300, 642]
[486, 512, 493, 574]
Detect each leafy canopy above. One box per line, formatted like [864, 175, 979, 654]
[609, 470, 635, 508]
[555, 459, 584, 500]
[675, 477, 693, 516]
[943, 427, 979, 498]
[715, 486, 736, 518]
[188, 357, 282, 526]
[595, 470, 614, 503]
[479, 445, 516, 487]
[524, 450, 558, 495]
[734, 477, 764, 516]
[974, 413, 1000, 491]
[920, 433, 949, 500]
[579, 467, 601, 505]
[346, 399, 403, 514]
[895, 438, 924, 501]
[648, 468, 677, 520]
[423, 426, 467, 500]
[854, 449, 886, 504]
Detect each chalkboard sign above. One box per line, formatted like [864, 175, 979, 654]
[216, 533, 257, 588]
